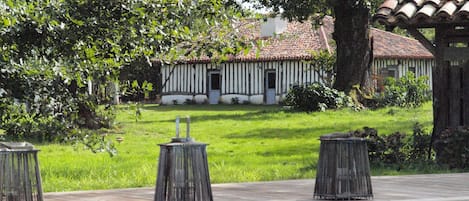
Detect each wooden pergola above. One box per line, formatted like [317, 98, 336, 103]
[374, 0, 469, 146]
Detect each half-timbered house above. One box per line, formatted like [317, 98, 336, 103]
[154, 17, 434, 105]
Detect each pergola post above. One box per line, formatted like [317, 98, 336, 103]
[432, 25, 450, 140]
[434, 25, 469, 132]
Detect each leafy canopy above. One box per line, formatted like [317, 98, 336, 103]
[0, 0, 248, 148]
[0, 0, 247, 78]
[249, 0, 382, 22]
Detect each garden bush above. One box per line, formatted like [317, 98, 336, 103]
[406, 122, 432, 162]
[0, 64, 115, 146]
[352, 123, 433, 165]
[435, 127, 469, 169]
[284, 83, 352, 112]
[119, 57, 159, 102]
[351, 127, 386, 163]
[374, 72, 430, 108]
[352, 128, 406, 165]
[0, 103, 68, 142]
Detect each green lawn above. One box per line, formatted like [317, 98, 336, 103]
[38, 102, 447, 192]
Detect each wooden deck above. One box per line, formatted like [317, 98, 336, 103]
[45, 173, 469, 201]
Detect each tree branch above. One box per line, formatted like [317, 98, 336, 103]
[407, 28, 436, 56]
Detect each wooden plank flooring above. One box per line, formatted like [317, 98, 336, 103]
[45, 173, 469, 201]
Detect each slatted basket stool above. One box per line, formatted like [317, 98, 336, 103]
[154, 116, 213, 201]
[314, 133, 373, 200]
[0, 142, 43, 201]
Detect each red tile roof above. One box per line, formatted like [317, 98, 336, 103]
[375, 0, 469, 27]
[171, 16, 433, 64]
[372, 28, 434, 59]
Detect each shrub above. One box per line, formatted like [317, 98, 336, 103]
[0, 63, 115, 151]
[120, 80, 154, 103]
[67, 129, 117, 157]
[351, 127, 386, 163]
[119, 57, 159, 102]
[306, 50, 336, 87]
[285, 83, 352, 112]
[406, 122, 432, 162]
[184, 98, 196, 105]
[352, 128, 405, 165]
[434, 127, 469, 168]
[383, 132, 407, 164]
[231, 97, 240, 104]
[0, 97, 115, 142]
[0, 103, 69, 142]
[351, 123, 433, 165]
[375, 72, 430, 108]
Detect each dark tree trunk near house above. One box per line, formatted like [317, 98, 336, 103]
[332, 3, 372, 94]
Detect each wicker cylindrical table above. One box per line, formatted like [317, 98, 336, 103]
[154, 116, 213, 201]
[0, 142, 43, 201]
[314, 133, 373, 200]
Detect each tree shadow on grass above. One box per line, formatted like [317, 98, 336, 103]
[224, 127, 341, 140]
[299, 161, 318, 173]
[255, 144, 320, 157]
[139, 104, 283, 112]
[137, 109, 292, 124]
[252, 144, 320, 174]
[222, 118, 427, 140]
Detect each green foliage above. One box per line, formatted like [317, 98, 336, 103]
[0, 102, 68, 142]
[0, 61, 76, 141]
[0, 92, 116, 145]
[352, 127, 406, 165]
[119, 57, 158, 101]
[304, 50, 336, 87]
[352, 123, 433, 166]
[125, 102, 144, 122]
[435, 127, 469, 169]
[231, 97, 240, 104]
[0, 0, 248, 148]
[351, 127, 385, 162]
[121, 80, 154, 102]
[407, 122, 432, 162]
[119, 80, 154, 122]
[375, 72, 430, 108]
[284, 83, 352, 112]
[68, 129, 117, 157]
[251, 0, 382, 21]
[0, 0, 247, 65]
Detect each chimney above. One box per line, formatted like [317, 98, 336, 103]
[260, 16, 288, 37]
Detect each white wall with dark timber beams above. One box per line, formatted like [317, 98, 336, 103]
[371, 58, 434, 91]
[160, 60, 327, 105]
[159, 58, 434, 105]
[160, 62, 210, 104]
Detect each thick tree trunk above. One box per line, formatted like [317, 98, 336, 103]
[332, 3, 372, 94]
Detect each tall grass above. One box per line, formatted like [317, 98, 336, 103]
[38, 102, 441, 192]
